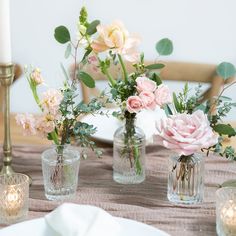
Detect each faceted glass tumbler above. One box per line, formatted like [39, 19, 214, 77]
[42, 145, 80, 201]
[113, 125, 146, 184]
[216, 187, 236, 236]
[0, 173, 29, 225]
[167, 153, 204, 204]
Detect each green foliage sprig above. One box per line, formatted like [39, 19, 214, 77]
[168, 62, 236, 160]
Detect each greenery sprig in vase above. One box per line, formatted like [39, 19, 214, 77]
[155, 62, 236, 203]
[89, 21, 173, 183]
[16, 7, 109, 199]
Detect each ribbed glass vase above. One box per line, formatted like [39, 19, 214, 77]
[167, 153, 204, 204]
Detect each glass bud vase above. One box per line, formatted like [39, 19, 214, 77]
[42, 145, 80, 201]
[113, 114, 146, 184]
[167, 153, 204, 204]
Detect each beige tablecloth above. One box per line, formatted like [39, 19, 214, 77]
[1, 145, 236, 236]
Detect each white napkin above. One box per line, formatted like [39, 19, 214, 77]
[45, 203, 121, 236]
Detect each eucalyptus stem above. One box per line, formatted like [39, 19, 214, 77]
[118, 54, 128, 83]
[124, 111, 142, 175]
[104, 67, 116, 87]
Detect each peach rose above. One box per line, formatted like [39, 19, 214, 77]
[154, 85, 172, 107]
[126, 96, 143, 113]
[91, 21, 140, 62]
[15, 113, 36, 136]
[139, 91, 156, 110]
[155, 110, 219, 156]
[136, 76, 157, 93]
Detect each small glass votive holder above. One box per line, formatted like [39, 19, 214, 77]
[0, 173, 29, 225]
[216, 187, 236, 236]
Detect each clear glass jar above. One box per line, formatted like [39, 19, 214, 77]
[167, 153, 204, 204]
[113, 115, 146, 184]
[216, 187, 236, 236]
[42, 145, 80, 201]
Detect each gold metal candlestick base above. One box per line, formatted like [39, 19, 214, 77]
[0, 63, 15, 175]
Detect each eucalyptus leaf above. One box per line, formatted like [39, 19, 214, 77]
[163, 104, 173, 116]
[78, 71, 95, 88]
[219, 96, 232, 101]
[156, 38, 173, 56]
[64, 43, 72, 59]
[150, 73, 162, 86]
[216, 62, 236, 80]
[54, 26, 71, 44]
[173, 92, 181, 112]
[81, 48, 92, 62]
[213, 124, 236, 136]
[145, 63, 165, 70]
[86, 20, 100, 35]
[193, 104, 207, 113]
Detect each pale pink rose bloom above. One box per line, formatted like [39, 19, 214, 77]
[139, 91, 156, 110]
[155, 110, 219, 156]
[91, 21, 140, 62]
[136, 76, 157, 93]
[41, 89, 63, 115]
[126, 96, 143, 113]
[35, 114, 55, 137]
[31, 68, 44, 85]
[154, 85, 172, 107]
[15, 113, 36, 136]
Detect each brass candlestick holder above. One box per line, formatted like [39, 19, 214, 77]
[0, 63, 15, 175]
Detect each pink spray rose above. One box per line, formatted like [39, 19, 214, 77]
[136, 76, 157, 93]
[139, 91, 156, 110]
[41, 89, 63, 115]
[15, 113, 36, 136]
[155, 110, 219, 156]
[91, 21, 140, 62]
[154, 84, 172, 107]
[126, 96, 143, 113]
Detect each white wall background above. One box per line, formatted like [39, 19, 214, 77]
[10, 0, 236, 120]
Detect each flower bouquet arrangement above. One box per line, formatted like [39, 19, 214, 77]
[16, 7, 109, 200]
[89, 20, 173, 183]
[155, 62, 236, 204]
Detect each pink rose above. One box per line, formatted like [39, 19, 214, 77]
[91, 21, 140, 62]
[154, 85, 172, 107]
[126, 96, 143, 113]
[139, 91, 156, 110]
[136, 76, 157, 93]
[155, 110, 219, 156]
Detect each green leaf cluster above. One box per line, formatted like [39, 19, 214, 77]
[156, 38, 173, 56]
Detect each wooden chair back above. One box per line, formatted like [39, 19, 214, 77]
[75, 61, 228, 104]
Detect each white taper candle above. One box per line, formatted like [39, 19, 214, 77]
[0, 0, 12, 63]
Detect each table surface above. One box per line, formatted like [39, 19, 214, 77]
[0, 114, 236, 236]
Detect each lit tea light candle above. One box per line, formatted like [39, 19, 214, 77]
[220, 200, 236, 235]
[0, 173, 29, 224]
[3, 187, 23, 216]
